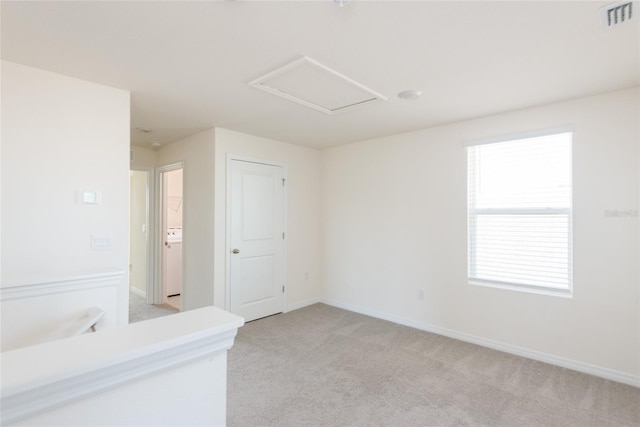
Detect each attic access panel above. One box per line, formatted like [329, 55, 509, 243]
[249, 56, 386, 115]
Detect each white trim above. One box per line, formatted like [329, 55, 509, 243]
[130, 166, 156, 305]
[129, 286, 146, 298]
[157, 161, 184, 173]
[249, 56, 386, 115]
[463, 125, 574, 147]
[470, 207, 571, 216]
[225, 156, 232, 311]
[1, 307, 244, 425]
[154, 162, 184, 306]
[320, 299, 640, 388]
[227, 154, 288, 169]
[285, 298, 321, 313]
[466, 131, 574, 296]
[468, 280, 572, 298]
[225, 155, 288, 315]
[1, 270, 123, 301]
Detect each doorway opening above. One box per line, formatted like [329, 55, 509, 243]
[163, 167, 183, 311]
[129, 168, 179, 323]
[153, 162, 185, 312]
[129, 166, 181, 323]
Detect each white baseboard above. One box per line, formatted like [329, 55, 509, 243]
[285, 297, 321, 313]
[320, 298, 640, 388]
[130, 286, 146, 299]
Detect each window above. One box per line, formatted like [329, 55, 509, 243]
[467, 130, 572, 295]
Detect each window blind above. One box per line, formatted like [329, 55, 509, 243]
[467, 131, 572, 293]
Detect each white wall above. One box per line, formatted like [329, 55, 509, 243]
[1, 61, 130, 324]
[130, 145, 157, 169]
[322, 88, 640, 381]
[158, 129, 215, 311]
[214, 128, 322, 312]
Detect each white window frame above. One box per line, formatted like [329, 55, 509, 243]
[466, 127, 574, 297]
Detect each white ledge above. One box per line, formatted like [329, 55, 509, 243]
[0, 306, 244, 425]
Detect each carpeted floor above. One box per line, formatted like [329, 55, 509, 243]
[128, 291, 179, 323]
[227, 303, 640, 426]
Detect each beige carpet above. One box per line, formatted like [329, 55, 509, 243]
[128, 291, 178, 323]
[227, 303, 639, 426]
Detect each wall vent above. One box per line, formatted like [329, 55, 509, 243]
[601, 1, 634, 27]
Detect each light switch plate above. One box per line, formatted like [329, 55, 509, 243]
[79, 190, 102, 204]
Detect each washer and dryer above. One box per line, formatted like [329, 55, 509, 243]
[165, 227, 182, 298]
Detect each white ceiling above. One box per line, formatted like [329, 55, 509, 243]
[2, 1, 638, 149]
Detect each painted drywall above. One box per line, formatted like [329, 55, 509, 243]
[1, 60, 130, 324]
[213, 128, 322, 312]
[158, 129, 215, 311]
[129, 170, 148, 296]
[130, 145, 158, 169]
[322, 88, 640, 380]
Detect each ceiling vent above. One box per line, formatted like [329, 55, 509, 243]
[601, 1, 634, 27]
[249, 57, 386, 115]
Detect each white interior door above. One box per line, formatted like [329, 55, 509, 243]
[155, 162, 183, 306]
[166, 241, 182, 297]
[229, 159, 285, 322]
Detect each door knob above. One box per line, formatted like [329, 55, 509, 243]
[232, 248, 240, 254]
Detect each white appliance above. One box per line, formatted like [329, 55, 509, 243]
[165, 227, 182, 297]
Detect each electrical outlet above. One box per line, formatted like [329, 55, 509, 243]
[417, 288, 425, 300]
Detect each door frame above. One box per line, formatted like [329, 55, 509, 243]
[225, 154, 288, 313]
[153, 161, 184, 306]
[130, 166, 156, 305]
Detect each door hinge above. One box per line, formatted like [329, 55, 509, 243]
[282, 232, 285, 239]
[282, 285, 285, 293]
[282, 178, 286, 186]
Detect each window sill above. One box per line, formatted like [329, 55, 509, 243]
[469, 279, 573, 298]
